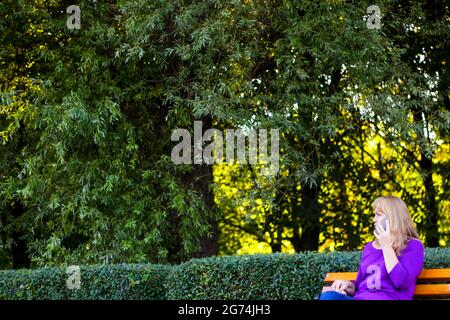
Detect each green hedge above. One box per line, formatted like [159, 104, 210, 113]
[0, 264, 172, 300]
[165, 251, 358, 300]
[0, 248, 449, 299]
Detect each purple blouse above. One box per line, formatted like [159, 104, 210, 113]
[353, 239, 424, 300]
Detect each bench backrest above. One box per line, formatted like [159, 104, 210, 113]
[324, 268, 450, 298]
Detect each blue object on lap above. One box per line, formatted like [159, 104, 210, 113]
[319, 291, 354, 300]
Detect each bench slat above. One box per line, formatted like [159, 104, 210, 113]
[324, 272, 357, 283]
[417, 269, 450, 282]
[414, 284, 450, 296]
[322, 284, 450, 297]
[323, 269, 450, 297]
[324, 269, 450, 283]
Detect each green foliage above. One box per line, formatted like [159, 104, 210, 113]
[0, 263, 172, 300]
[204, 0, 450, 253]
[0, 0, 219, 267]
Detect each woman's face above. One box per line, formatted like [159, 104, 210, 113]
[373, 207, 386, 228]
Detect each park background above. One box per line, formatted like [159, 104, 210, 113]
[0, 0, 449, 299]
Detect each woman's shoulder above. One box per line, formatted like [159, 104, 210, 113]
[405, 238, 424, 250]
[398, 238, 424, 259]
[361, 241, 375, 253]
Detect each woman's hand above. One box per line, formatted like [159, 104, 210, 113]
[326, 279, 355, 295]
[374, 219, 393, 249]
[374, 219, 400, 273]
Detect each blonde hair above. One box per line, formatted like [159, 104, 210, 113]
[372, 196, 419, 256]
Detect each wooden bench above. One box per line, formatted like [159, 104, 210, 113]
[323, 268, 450, 299]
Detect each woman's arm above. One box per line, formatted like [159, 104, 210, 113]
[381, 245, 399, 273]
[387, 241, 424, 289]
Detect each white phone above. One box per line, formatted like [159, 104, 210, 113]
[378, 216, 388, 231]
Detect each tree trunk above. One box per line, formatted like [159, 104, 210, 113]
[412, 112, 440, 247]
[193, 162, 219, 257]
[11, 202, 30, 269]
[270, 241, 282, 253]
[419, 153, 439, 247]
[291, 226, 302, 253]
[182, 116, 218, 258]
[298, 182, 320, 251]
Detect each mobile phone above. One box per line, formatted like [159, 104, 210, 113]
[378, 217, 388, 230]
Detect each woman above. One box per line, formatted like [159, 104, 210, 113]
[319, 196, 424, 300]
